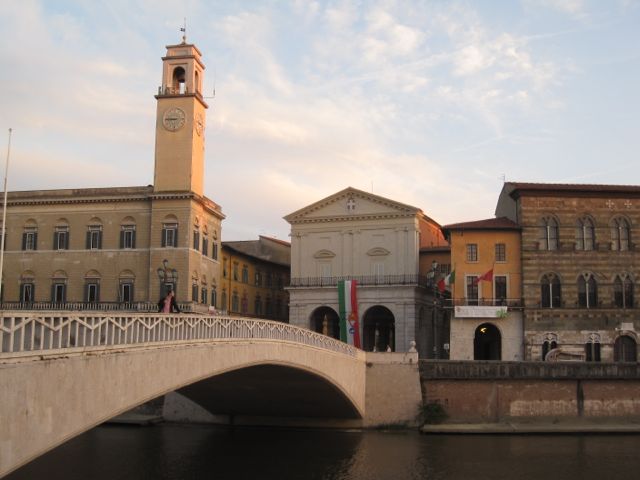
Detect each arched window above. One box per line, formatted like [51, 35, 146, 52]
[614, 335, 637, 362]
[540, 273, 562, 308]
[193, 218, 200, 251]
[611, 217, 631, 251]
[613, 275, 634, 308]
[578, 273, 598, 308]
[241, 265, 249, 283]
[172, 66, 186, 94]
[542, 333, 558, 361]
[119, 270, 135, 303]
[20, 271, 36, 304]
[86, 217, 103, 250]
[211, 285, 217, 308]
[254, 294, 262, 315]
[241, 292, 248, 314]
[540, 216, 559, 250]
[84, 270, 101, 304]
[22, 219, 38, 251]
[51, 271, 68, 303]
[120, 217, 136, 249]
[53, 219, 69, 250]
[585, 333, 601, 362]
[576, 216, 595, 251]
[221, 289, 227, 310]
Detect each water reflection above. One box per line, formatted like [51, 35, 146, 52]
[7, 424, 640, 480]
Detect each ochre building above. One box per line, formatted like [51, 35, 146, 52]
[220, 236, 290, 321]
[442, 217, 523, 361]
[0, 40, 224, 310]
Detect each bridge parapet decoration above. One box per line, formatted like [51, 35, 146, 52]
[0, 313, 357, 358]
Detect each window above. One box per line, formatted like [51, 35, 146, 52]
[120, 282, 134, 303]
[120, 225, 136, 249]
[540, 216, 559, 250]
[86, 225, 102, 250]
[613, 275, 634, 308]
[201, 287, 208, 305]
[22, 227, 38, 251]
[211, 286, 217, 308]
[223, 258, 228, 278]
[193, 228, 200, 251]
[611, 217, 631, 251]
[495, 243, 506, 262]
[541, 273, 562, 308]
[53, 226, 69, 250]
[255, 295, 262, 315]
[578, 273, 598, 308]
[20, 283, 35, 303]
[85, 282, 100, 303]
[266, 272, 273, 287]
[242, 265, 249, 283]
[255, 270, 262, 286]
[233, 263, 239, 281]
[162, 223, 178, 247]
[202, 235, 208, 256]
[241, 294, 248, 314]
[192, 283, 198, 302]
[231, 291, 239, 312]
[541, 334, 558, 361]
[466, 276, 479, 306]
[51, 283, 66, 303]
[221, 289, 227, 310]
[265, 296, 272, 316]
[576, 217, 595, 251]
[585, 334, 601, 362]
[319, 263, 331, 278]
[373, 262, 384, 277]
[466, 244, 478, 262]
[212, 242, 219, 260]
[494, 276, 507, 304]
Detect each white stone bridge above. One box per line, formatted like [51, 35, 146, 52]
[0, 313, 421, 477]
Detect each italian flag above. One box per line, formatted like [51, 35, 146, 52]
[338, 280, 361, 348]
[437, 270, 456, 293]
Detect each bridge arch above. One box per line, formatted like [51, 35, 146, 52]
[0, 314, 366, 476]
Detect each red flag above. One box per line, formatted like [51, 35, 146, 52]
[473, 269, 493, 285]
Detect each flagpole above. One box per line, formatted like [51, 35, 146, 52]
[0, 128, 13, 303]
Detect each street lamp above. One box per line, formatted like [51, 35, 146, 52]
[156, 259, 178, 297]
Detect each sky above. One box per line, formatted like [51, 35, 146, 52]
[0, 1, 639, 241]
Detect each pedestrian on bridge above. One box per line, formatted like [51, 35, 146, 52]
[158, 290, 181, 313]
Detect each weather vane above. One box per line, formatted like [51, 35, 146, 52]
[180, 18, 187, 43]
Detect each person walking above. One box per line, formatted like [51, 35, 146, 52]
[158, 289, 181, 313]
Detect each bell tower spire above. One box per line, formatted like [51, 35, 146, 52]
[153, 40, 208, 195]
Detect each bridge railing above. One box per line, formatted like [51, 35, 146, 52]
[0, 313, 358, 358]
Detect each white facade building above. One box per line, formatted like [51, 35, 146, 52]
[285, 187, 448, 353]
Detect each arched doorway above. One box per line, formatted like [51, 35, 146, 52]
[363, 306, 395, 352]
[614, 335, 637, 362]
[474, 323, 501, 360]
[310, 306, 340, 339]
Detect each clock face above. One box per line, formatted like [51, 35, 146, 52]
[195, 113, 204, 136]
[163, 107, 186, 131]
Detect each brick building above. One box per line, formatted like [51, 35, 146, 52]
[496, 182, 640, 361]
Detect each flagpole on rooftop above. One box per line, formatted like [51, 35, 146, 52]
[0, 128, 13, 303]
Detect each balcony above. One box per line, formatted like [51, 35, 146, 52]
[443, 298, 524, 309]
[289, 274, 431, 288]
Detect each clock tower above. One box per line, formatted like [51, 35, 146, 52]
[153, 41, 208, 195]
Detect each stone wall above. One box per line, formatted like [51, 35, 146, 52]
[421, 360, 640, 423]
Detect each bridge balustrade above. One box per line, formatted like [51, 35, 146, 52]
[0, 313, 357, 357]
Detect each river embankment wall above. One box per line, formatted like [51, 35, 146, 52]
[420, 361, 640, 423]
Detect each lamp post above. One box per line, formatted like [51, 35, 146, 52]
[156, 259, 178, 297]
[0, 128, 12, 302]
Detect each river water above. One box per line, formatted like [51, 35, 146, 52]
[7, 424, 640, 480]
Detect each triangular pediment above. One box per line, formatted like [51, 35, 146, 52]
[284, 187, 421, 224]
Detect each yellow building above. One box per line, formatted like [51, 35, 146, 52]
[442, 217, 523, 361]
[0, 39, 224, 310]
[220, 237, 290, 321]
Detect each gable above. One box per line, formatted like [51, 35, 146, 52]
[284, 187, 420, 224]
